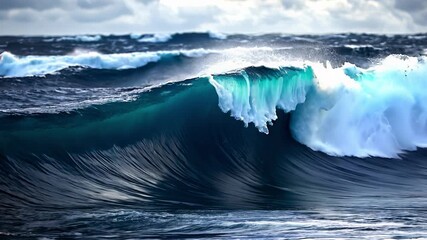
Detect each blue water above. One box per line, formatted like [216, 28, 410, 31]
[1, 33, 427, 239]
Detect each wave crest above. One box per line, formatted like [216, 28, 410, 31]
[209, 55, 427, 158]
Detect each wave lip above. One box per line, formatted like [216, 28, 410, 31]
[209, 66, 314, 133]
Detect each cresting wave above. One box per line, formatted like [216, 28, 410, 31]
[1, 53, 426, 158]
[1, 54, 427, 209]
[209, 55, 427, 158]
[0, 49, 213, 77]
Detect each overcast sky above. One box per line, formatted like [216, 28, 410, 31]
[0, 0, 426, 35]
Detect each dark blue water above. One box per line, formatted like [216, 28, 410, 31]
[1, 33, 427, 239]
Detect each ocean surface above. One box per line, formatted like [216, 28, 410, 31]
[1, 32, 427, 239]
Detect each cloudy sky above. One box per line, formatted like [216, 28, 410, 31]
[0, 0, 426, 35]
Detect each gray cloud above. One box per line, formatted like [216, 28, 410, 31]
[394, 0, 427, 25]
[0, 0, 64, 11]
[0, 11, 7, 20]
[394, 0, 427, 12]
[0, 0, 425, 35]
[69, 2, 131, 23]
[281, 0, 305, 10]
[76, 0, 110, 9]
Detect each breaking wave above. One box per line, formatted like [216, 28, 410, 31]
[1, 54, 427, 209]
[210, 55, 427, 158]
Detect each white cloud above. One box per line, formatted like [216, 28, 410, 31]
[0, 0, 425, 35]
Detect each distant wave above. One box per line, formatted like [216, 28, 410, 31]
[43, 35, 102, 42]
[136, 33, 172, 43]
[0, 49, 213, 77]
[0, 47, 286, 78]
[208, 31, 227, 40]
[344, 44, 382, 50]
[128, 32, 228, 43]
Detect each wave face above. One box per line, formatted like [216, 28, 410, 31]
[1, 34, 427, 214]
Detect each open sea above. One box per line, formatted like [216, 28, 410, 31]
[1, 32, 427, 239]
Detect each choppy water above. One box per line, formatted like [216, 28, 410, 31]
[2, 208, 427, 239]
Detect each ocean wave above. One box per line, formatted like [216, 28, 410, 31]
[2, 63, 427, 209]
[129, 33, 143, 39]
[43, 35, 102, 42]
[344, 44, 382, 50]
[0, 49, 213, 77]
[137, 33, 172, 43]
[0, 47, 291, 78]
[129, 32, 227, 42]
[1, 52, 427, 158]
[208, 31, 227, 40]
